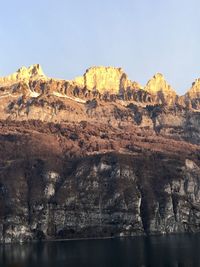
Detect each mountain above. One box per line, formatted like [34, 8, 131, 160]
[0, 64, 200, 243]
[184, 78, 200, 109]
[0, 64, 45, 85]
[144, 73, 178, 105]
[74, 66, 143, 94]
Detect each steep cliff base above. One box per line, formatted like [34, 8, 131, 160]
[0, 120, 199, 243]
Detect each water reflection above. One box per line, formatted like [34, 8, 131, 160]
[0, 234, 200, 267]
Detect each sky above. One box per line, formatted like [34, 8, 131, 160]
[0, 0, 199, 95]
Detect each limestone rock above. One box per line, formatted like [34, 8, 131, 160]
[74, 66, 143, 94]
[0, 121, 199, 243]
[184, 79, 200, 109]
[186, 79, 200, 99]
[144, 73, 177, 105]
[0, 64, 46, 86]
[0, 64, 200, 243]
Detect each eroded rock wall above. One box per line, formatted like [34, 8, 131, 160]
[0, 150, 200, 243]
[0, 65, 200, 243]
[0, 121, 199, 243]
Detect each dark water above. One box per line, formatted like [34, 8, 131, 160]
[1, 234, 200, 267]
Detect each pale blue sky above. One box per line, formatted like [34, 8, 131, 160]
[0, 0, 199, 94]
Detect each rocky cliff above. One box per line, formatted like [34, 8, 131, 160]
[74, 66, 143, 94]
[184, 78, 200, 109]
[144, 73, 178, 105]
[0, 64, 200, 243]
[0, 64, 45, 85]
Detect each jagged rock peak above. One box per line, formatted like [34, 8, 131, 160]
[144, 73, 178, 105]
[145, 73, 176, 94]
[144, 72, 178, 105]
[18, 64, 45, 78]
[0, 64, 46, 85]
[74, 66, 143, 94]
[186, 78, 200, 98]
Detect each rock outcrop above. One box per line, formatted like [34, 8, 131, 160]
[0, 120, 199, 243]
[0, 64, 45, 86]
[187, 79, 200, 98]
[144, 73, 178, 105]
[184, 78, 200, 109]
[0, 64, 199, 243]
[74, 66, 143, 94]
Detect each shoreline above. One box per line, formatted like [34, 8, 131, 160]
[1, 232, 200, 246]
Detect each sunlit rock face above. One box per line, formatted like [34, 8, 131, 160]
[144, 73, 178, 105]
[187, 79, 200, 98]
[0, 64, 46, 86]
[75, 66, 143, 94]
[184, 79, 200, 109]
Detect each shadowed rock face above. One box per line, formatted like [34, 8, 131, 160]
[0, 120, 199, 243]
[0, 65, 200, 243]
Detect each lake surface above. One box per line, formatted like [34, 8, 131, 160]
[0, 234, 200, 267]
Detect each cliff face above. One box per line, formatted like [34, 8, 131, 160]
[144, 73, 178, 105]
[74, 66, 143, 94]
[0, 64, 45, 85]
[187, 79, 200, 98]
[0, 64, 200, 243]
[184, 78, 200, 109]
[0, 121, 199, 243]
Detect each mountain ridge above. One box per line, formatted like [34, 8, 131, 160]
[0, 64, 200, 243]
[0, 64, 199, 99]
